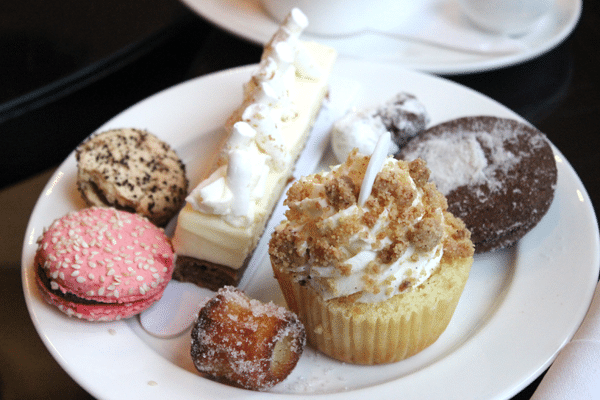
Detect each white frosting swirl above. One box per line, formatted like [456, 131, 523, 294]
[331, 109, 399, 163]
[280, 157, 445, 303]
[302, 204, 444, 303]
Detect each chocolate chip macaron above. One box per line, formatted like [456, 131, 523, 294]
[398, 116, 557, 253]
[76, 128, 188, 226]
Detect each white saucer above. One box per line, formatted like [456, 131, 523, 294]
[22, 58, 600, 399]
[180, 0, 582, 74]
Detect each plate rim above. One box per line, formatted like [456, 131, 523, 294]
[179, 0, 583, 74]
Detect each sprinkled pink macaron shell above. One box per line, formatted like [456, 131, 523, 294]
[34, 207, 174, 319]
[35, 274, 164, 321]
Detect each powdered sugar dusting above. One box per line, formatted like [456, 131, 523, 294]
[190, 286, 305, 391]
[399, 116, 557, 252]
[219, 285, 290, 321]
[404, 135, 488, 195]
[275, 350, 349, 393]
[401, 119, 547, 196]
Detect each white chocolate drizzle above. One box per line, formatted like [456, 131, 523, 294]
[358, 131, 391, 206]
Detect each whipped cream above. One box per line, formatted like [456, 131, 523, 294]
[186, 8, 321, 227]
[331, 92, 430, 163]
[400, 129, 532, 196]
[331, 109, 400, 163]
[277, 155, 446, 303]
[186, 122, 270, 226]
[266, 8, 323, 79]
[298, 203, 444, 303]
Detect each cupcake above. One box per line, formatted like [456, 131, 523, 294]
[268, 148, 474, 364]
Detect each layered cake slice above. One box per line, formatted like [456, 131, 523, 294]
[171, 9, 337, 290]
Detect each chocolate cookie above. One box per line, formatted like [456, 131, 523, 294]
[76, 128, 188, 227]
[397, 116, 557, 253]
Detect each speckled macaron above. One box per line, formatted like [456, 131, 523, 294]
[76, 128, 188, 227]
[34, 207, 175, 321]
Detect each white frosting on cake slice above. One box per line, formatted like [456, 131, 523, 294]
[172, 10, 337, 272]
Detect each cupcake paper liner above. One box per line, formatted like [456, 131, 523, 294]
[273, 255, 472, 365]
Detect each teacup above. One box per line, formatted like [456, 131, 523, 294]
[458, 0, 554, 36]
[259, 0, 419, 36]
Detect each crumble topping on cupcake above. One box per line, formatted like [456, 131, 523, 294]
[270, 149, 472, 303]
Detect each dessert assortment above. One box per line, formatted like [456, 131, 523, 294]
[190, 286, 305, 390]
[29, 9, 328, 392]
[171, 8, 337, 291]
[26, 6, 562, 395]
[76, 128, 188, 227]
[34, 207, 174, 321]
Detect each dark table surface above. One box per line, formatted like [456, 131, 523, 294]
[1, 0, 598, 398]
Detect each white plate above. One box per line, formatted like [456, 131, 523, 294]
[180, 0, 582, 74]
[22, 59, 599, 399]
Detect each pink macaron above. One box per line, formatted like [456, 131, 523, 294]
[34, 207, 175, 321]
